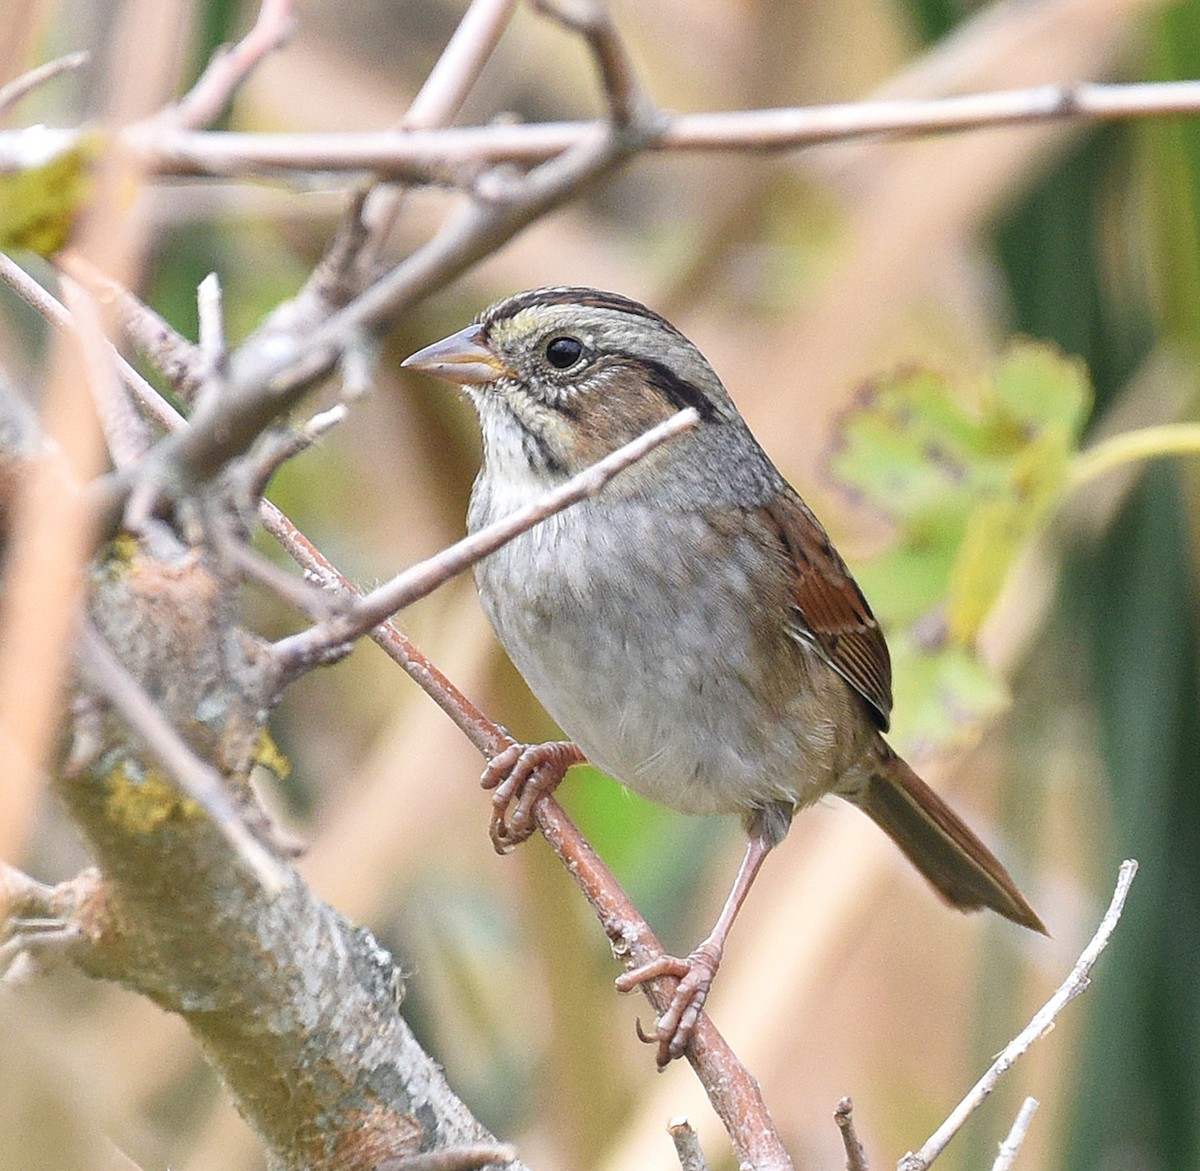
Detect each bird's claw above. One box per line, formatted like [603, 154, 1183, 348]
[480, 740, 583, 853]
[615, 944, 721, 1068]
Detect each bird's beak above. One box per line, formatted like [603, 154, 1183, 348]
[401, 323, 513, 385]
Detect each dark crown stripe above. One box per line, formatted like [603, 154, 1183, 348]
[480, 287, 681, 336]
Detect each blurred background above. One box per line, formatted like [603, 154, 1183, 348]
[0, 0, 1197, 1168]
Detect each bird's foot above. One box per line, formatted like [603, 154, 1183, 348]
[480, 740, 583, 853]
[614, 941, 722, 1068]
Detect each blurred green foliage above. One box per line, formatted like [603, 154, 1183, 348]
[969, 5, 1200, 1170]
[829, 344, 1090, 753]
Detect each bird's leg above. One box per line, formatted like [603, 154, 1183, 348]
[480, 740, 585, 853]
[615, 830, 775, 1067]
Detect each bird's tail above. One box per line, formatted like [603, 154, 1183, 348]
[849, 749, 1046, 934]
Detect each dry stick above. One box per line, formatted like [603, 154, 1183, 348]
[166, 0, 296, 130]
[16, 269, 731, 1156]
[377, 1145, 518, 1171]
[356, 0, 519, 265]
[533, 0, 650, 127]
[1, 253, 185, 433]
[271, 408, 699, 675]
[898, 860, 1139, 1171]
[59, 278, 153, 469]
[0, 50, 89, 118]
[57, 251, 204, 404]
[991, 1098, 1039, 1171]
[75, 622, 286, 893]
[259, 503, 795, 1171]
[132, 77, 1200, 179]
[667, 1117, 709, 1171]
[834, 1098, 869, 1171]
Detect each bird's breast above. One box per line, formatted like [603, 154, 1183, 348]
[469, 475, 862, 818]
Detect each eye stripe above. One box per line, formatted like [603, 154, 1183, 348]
[634, 356, 721, 422]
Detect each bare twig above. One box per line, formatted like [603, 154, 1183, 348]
[59, 277, 153, 469]
[668, 1117, 709, 1171]
[2, 253, 187, 432]
[404, 0, 520, 131]
[271, 408, 699, 675]
[257, 504, 795, 1171]
[355, 0, 520, 272]
[56, 251, 204, 403]
[377, 1144, 517, 1171]
[835, 1097, 869, 1171]
[197, 272, 227, 377]
[75, 621, 286, 893]
[898, 860, 1139, 1171]
[166, 0, 296, 130]
[0, 50, 89, 119]
[534, 0, 652, 126]
[121, 78, 1200, 180]
[991, 1098, 1039, 1171]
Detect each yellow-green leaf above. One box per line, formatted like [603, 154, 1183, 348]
[0, 130, 102, 256]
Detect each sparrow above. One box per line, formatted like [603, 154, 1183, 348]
[402, 286, 1044, 1067]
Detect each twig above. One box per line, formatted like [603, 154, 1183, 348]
[898, 860, 1139, 1171]
[534, 0, 651, 127]
[256, 504, 794, 1170]
[59, 277, 153, 469]
[271, 408, 699, 675]
[377, 1144, 517, 1171]
[197, 272, 227, 378]
[355, 0, 520, 272]
[123, 78, 1200, 180]
[991, 1098, 1039, 1171]
[75, 621, 286, 893]
[166, 0, 296, 130]
[56, 251, 204, 403]
[0, 51, 89, 119]
[404, 0, 519, 131]
[835, 1097, 869, 1171]
[668, 1117, 709, 1171]
[2, 253, 187, 432]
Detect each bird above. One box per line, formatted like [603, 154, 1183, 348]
[402, 286, 1045, 1067]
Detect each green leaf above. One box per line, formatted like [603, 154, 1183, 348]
[828, 341, 1091, 754]
[0, 130, 102, 256]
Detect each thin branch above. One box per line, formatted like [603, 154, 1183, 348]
[257, 504, 795, 1170]
[534, 0, 651, 126]
[404, 0, 520, 131]
[378, 1144, 517, 1171]
[75, 621, 286, 893]
[0, 50, 89, 120]
[835, 1097, 869, 1171]
[991, 1098, 1039, 1171]
[59, 276, 153, 469]
[196, 271, 228, 396]
[2, 253, 187, 432]
[123, 78, 1200, 180]
[56, 250, 204, 403]
[668, 1117, 709, 1171]
[355, 0, 520, 271]
[898, 860, 1139, 1171]
[271, 408, 699, 675]
[166, 0, 296, 130]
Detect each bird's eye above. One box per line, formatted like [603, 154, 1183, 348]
[545, 336, 583, 369]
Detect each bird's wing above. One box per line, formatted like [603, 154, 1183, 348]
[762, 490, 893, 729]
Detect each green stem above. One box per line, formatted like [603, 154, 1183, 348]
[1068, 422, 1200, 489]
